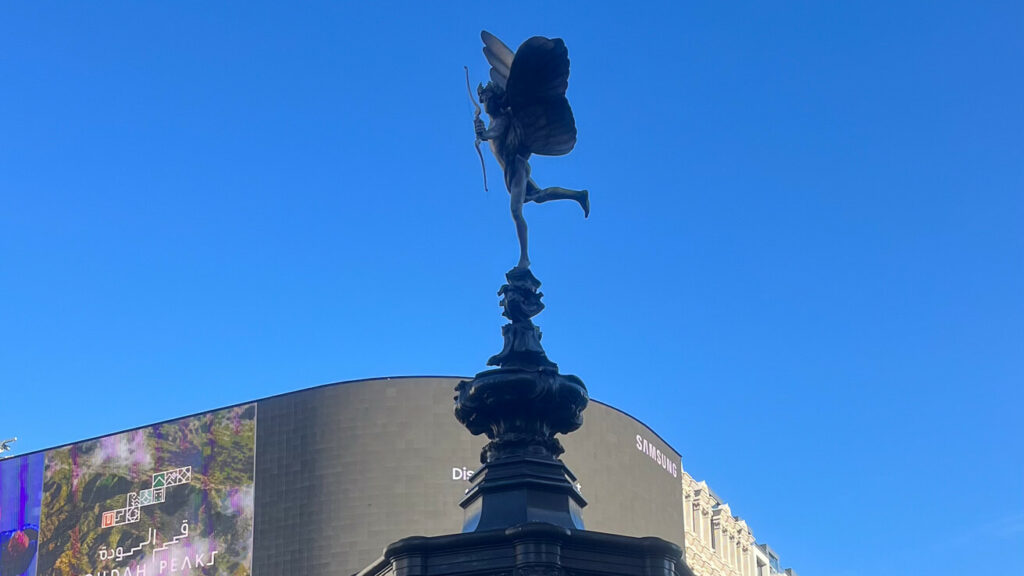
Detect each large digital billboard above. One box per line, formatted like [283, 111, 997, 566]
[251, 377, 685, 576]
[0, 404, 256, 576]
[0, 453, 43, 576]
[4, 377, 684, 576]
[562, 401, 684, 547]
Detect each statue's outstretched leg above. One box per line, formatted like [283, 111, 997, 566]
[525, 180, 590, 218]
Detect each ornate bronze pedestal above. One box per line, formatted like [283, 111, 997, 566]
[455, 268, 588, 531]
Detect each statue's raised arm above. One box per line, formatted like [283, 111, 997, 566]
[474, 30, 589, 270]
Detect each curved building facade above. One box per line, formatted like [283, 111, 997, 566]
[0, 377, 685, 576]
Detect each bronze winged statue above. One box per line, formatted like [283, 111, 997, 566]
[474, 30, 589, 270]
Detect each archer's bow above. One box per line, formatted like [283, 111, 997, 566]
[464, 66, 488, 192]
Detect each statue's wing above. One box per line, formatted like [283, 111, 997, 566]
[506, 36, 577, 157]
[481, 30, 514, 89]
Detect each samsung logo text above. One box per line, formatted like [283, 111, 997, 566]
[636, 434, 678, 477]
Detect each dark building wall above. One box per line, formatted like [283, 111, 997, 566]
[252, 377, 684, 576]
[253, 377, 480, 576]
[562, 401, 684, 545]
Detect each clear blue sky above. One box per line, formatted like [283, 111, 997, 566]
[2, 3, 1021, 575]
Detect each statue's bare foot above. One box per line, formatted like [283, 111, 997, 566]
[580, 190, 590, 218]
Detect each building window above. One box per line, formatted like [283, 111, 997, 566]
[710, 525, 717, 550]
[683, 496, 690, 533]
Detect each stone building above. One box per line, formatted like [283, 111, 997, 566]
[681, 472, 796, 576]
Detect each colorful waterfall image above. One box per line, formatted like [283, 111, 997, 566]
[0, 452, 44, 576]
[37, 404, 256, 576]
